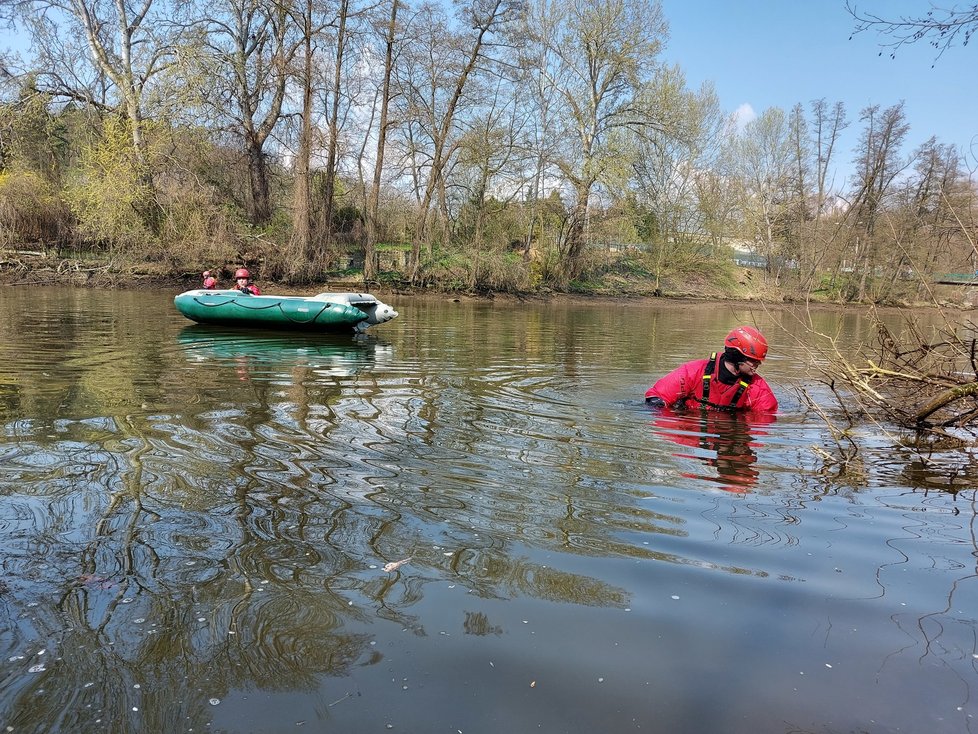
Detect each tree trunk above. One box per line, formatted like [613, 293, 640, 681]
[365, 0, 399, 283]
[560, 183, 591, 283]
[322, 0, 350, 256]
[408, 0, 505, 283]
[291, 16, 315, 275]
[247, 136, 272, 226]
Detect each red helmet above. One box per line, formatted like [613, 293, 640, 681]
[725, 326, 768, 361]
[234, 268, 250, 279]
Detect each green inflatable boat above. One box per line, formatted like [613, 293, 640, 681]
[173, 290, 399, 333]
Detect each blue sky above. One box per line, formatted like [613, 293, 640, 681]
[659, 0, 977, 187]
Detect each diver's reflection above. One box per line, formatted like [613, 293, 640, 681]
[647, 407, 775, 492]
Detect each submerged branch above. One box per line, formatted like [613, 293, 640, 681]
[793, 305, 978, 466]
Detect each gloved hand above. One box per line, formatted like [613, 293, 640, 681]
[645, 396, 666, 409]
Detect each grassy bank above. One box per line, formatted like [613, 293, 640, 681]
[0, 246, 971, 309]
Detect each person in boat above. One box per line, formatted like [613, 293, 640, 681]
[644, 325, 777, 413]
[233, 268, 261, 295]
[202, 270, 218, 289]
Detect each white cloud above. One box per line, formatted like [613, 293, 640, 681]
[731, 103, 757, 131]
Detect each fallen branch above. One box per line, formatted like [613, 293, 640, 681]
[914, 382, 978, 424]
[859, 361, 931, 382]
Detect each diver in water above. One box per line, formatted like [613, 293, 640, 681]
[645, 326, 777, 413]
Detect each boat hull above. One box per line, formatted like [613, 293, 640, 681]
[173, 290, 398, 333]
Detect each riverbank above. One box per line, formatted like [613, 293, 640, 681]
[1, 247, 973, 309]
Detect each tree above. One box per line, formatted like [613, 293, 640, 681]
[890, 137, 971, 300]
[288, 0, 363, 275]
[189, 0, 300, 226]
[729, 107, 795, 279]
[391, 0, 518, 282]
[847, 1, 978, 63]
[631, 70, 723, 289]
[523, 0, 669, 284]
[0, 80, 65, 181]
[845, 102, 911, 301]
[2, 0, 185, 231]
[320, 0, 353, 254]
[0, 82, 73, 245]
[363, 0, 400, 282]
[1, 0, 177, 165]
[452, 78, 528, 289]
[793, 98, 847, 290]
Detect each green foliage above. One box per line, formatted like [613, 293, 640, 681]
[417, 248, 470, 290]
[411, 245, 530, 293]
[635, 209, 660, 244]
[810, 273, 846, 298]
[0, 84, 67, 182]
[470, 249, 533, 292]
[332, 204, 361, 234]
[371, 270, 407, 286]
[158, 187, 243, 268]
[64, 116, 156, 249]
[613, 254, 655, 278]
[454, 197, 528, 250]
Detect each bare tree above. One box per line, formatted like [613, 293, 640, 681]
[189, 0, 300, 226]
[391, 0, 517, 283]
[453, 76, 530, 289]
[319, 0, 352, 251]
[363, 0, 400, 282]
[523, 0, 668, 284]
[729, 107, 795, 281]
[1, 0, 180, 166]
[847, 1, 978, 63]
[796, 98, 847, 291]
[289, 0, 364, 274]
[890, 138, 972, 300]
[845, 102, 911, 301]
[631, 70, 723, 290]
[290, 0, 319, 270]
[2, 0, 186, 234]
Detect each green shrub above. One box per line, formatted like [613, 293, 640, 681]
[63, 117, 155, 250]
[0, 169, 72, 245]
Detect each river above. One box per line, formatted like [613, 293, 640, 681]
[0, 286, 975, 733]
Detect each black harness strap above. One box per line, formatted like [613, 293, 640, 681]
[696, 353, 749, 411]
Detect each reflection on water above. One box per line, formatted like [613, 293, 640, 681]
[645, 407, 775, 491]
[0, 287, 976, 733]
[177, 325, 395, 376]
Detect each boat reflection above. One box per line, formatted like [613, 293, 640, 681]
[177, 326, 393, 379]
[647, 407, 776, 492]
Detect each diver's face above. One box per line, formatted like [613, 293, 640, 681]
[737, 358, 762, 377]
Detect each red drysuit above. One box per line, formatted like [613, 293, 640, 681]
[645, 353, 778, 413]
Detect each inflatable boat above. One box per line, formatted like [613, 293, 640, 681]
[173, 290, 399, 333]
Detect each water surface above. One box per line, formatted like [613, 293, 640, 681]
[0, 287, 975, 733]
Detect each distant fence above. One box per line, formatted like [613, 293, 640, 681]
[934, 273, 978, 285]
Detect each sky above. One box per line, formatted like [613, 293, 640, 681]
[658, 0, 978, 188]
